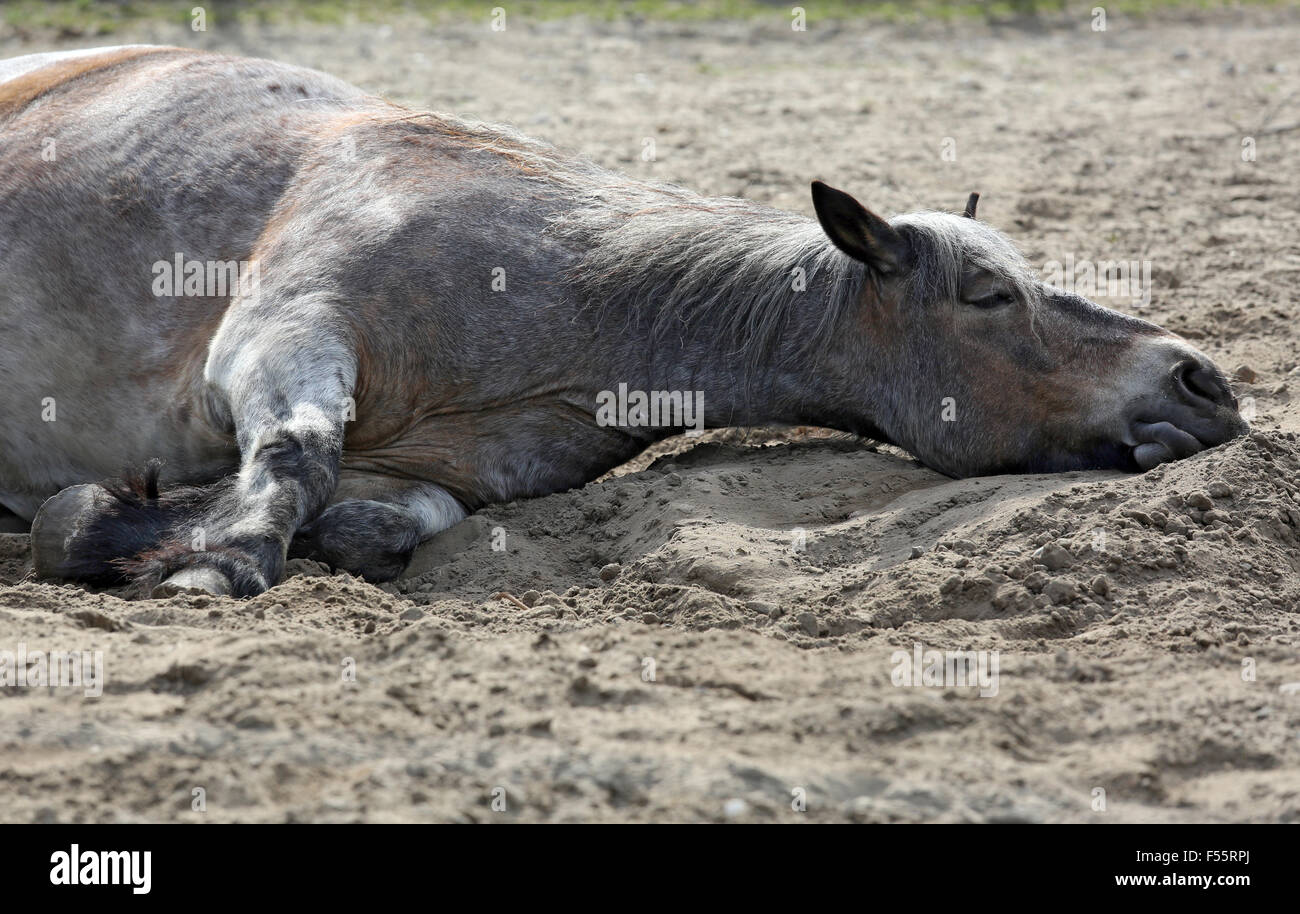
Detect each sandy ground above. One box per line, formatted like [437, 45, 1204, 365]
[3, 6, 1300, 823]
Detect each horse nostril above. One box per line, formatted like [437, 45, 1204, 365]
[1173, 359, 1235, 410]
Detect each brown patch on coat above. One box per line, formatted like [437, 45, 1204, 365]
[0, 46, 194, 120]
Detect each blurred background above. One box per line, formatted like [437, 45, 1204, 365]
[0, 0, 1287, 36]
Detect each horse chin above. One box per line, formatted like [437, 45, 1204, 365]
[1062, 442, 1142, 473]
[924, 440, 1135, 478]
[995, 441, 1140, 476]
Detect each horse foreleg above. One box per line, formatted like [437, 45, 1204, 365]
[109, 267, 363, 597]
[134, 393, 346, 598]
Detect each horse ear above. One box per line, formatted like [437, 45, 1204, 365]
[963, 192, 980, 219]
[810, 181, 905, 274]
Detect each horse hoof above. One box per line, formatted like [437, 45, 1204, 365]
[30, 484, 111, 579]
[151, 566, 232, 599]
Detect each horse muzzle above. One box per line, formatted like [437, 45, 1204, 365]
[1125, 348, 1248, 470]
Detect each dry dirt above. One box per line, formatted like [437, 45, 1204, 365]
[3, 7, 1300, 823]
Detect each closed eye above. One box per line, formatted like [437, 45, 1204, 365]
[966, 290, 1015, 309]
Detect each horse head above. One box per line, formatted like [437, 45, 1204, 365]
[810, 181, 1247, 477]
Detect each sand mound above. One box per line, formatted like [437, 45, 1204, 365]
[2, 431, 1298, 822]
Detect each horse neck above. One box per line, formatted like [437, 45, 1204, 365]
[578, 214, 871, 431]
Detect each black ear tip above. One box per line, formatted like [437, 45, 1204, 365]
[811, 180, 848, 208]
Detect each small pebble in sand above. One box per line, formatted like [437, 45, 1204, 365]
[722, 798, 749, 818]
[1033, 543, 1073, 571]
[1044, 579, 1076, 605]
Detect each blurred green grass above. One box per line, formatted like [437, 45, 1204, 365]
[2, 0, 1289, 35]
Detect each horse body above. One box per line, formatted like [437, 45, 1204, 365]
[1, 48, 798, 506]
[0, 47, 1247, 597]
[1, 49, 626, 511]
